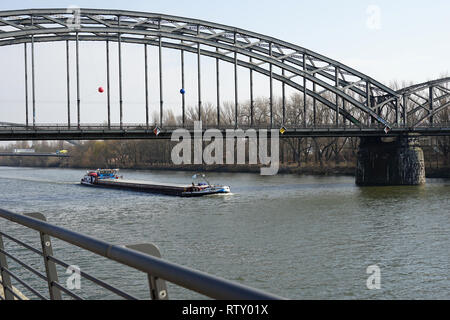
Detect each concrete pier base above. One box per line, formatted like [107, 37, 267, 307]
[356, 136, 426, 186]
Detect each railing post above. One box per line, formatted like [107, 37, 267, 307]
[395, 97, 400, 127]
[127, 244, 168, 300]
[25, 213, 62, 300]
[0, 234, 14, 300]
[403, 94, 408, 127]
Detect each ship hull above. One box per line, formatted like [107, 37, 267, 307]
[80, 179, 230, 197]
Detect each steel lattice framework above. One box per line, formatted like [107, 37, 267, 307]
[398, 78, 450, 127]
[0, 8, 449, 140]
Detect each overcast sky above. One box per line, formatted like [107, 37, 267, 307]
[0, 0, 449, 125]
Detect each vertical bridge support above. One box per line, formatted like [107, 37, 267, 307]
[356, 135, 426, 186]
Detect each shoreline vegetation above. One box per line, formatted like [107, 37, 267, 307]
[0, 162, 448, 179]
[1, 134, 449, 178]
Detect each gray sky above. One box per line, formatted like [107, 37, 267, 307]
[0, 0, 449, 125]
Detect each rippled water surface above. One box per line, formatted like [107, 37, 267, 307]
[0, 167, 448, 299]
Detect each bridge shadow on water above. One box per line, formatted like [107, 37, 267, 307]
[356, 184, 428, 200]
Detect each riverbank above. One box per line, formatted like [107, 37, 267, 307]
[1, 162, 449, 178]
[117, 163, 358, 176]
[0, 161, 356, 176]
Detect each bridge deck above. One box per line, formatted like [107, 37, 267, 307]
[0, 152, 69, 157]
[99, 179, 190, 188]
[1, 125, 450, 140]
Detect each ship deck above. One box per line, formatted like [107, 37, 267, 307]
[99, 179, 191, 188]
[94, 178, 191, 196]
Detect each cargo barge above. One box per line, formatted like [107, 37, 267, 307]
[80, 169, 231, 197]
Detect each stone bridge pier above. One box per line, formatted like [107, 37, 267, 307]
[356, 135, 426, 186]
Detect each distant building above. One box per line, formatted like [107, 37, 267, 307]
[13, 149, 35, 153]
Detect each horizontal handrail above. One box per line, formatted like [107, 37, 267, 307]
[0, 278, 24, 300]
[47, 255, 138, 300]
[0, 232, 43, 256]
[1, 267, 46, 300]
[51, 281, 83, 300]
[0, 208, 283, 300]
[0, 248, 48, 281]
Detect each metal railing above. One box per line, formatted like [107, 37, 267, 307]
[1, 122, 450, 131]
[0, 208, 283, 300]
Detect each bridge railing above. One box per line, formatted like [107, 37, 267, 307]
[0, 122, 365, 129]
[1, 121, 450, 129]
[0, 208, 282, 300]
[0, 122, 404, 130]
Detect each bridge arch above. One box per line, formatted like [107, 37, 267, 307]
[0, 8, 405, 129]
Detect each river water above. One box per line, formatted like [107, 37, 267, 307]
[0, 166, 448, 300]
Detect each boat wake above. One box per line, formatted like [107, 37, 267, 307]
[0, 175, 76, 185]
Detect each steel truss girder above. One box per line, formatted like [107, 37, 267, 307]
[398, 77, 450, 95]
[398, 78, 450, 127]
[0, 8, 401, 128]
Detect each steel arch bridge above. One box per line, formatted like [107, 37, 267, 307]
[0, 8, 449, 140]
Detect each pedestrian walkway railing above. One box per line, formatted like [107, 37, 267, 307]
[0, 208, 283, 300]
